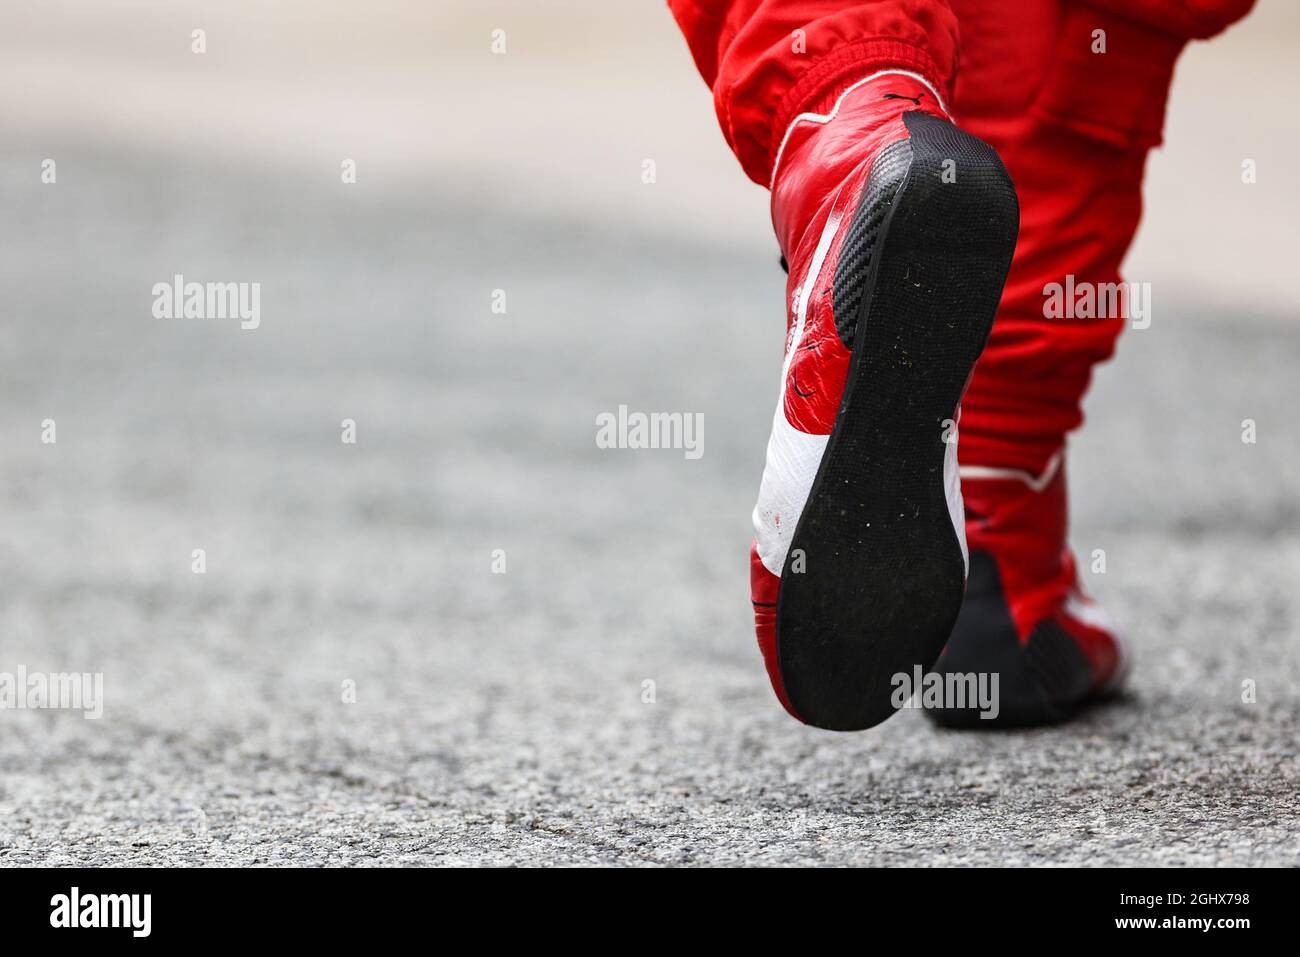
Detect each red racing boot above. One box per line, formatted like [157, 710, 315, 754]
[926, 457, 1130, 727]
[749, 72, 1019, 730]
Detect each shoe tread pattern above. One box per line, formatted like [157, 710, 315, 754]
[777, 112, 1020, 731]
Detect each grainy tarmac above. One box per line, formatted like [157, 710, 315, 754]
[0, 139, 1297, 866]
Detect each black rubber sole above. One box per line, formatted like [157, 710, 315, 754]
[776, 112, 1020, 732]
[926, 551, 1102, 729]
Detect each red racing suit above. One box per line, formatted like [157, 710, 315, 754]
[668, 0, 1254, 477]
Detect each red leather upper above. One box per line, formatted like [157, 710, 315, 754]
[772, 75, 947, 437]
[963, 463, 1120, 690]
[770, 75, 942, 260]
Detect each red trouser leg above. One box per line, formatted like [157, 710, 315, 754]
[949, 0, 1255, 477]
[666, 0, 961, 186]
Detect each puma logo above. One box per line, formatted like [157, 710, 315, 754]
[883, 91, 923, 106]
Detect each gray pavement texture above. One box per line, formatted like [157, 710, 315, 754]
[1, 141, 1298, 867]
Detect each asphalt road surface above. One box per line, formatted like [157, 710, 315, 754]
[1, 140, 1297, 867]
